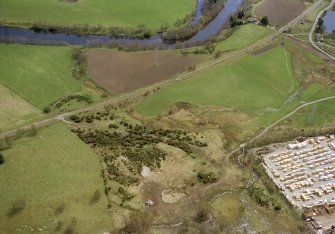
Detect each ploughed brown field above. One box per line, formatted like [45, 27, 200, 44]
[87, 49, 200, 93]
[254, 0, 305, 26]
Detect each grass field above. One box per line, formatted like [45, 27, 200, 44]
[285, 99, 335, 128]
[0, 123, 115, 234]
[216, 24, 272, 51]
[279, 83, 335, 128]
[136, 46, 296, 116]
[0, 44, 83, 109]
[0, 83, 41, 132]
[1, 0, 194, 30]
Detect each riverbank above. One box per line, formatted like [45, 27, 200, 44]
[0, 0, 245, 47]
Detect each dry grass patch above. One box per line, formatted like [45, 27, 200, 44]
[0, 84, 41, 131]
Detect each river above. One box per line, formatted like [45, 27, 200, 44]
[0, 0, 244, 46]
[323, 9, 335, 33]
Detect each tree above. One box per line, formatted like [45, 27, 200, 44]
[238, 10, 245, 19]
[0, 153, 4, 165]
[43, 106, 51, 114]
[315, 18, 325, 33]
[90, 189, 101, 204]
[260, 16, 269, 26]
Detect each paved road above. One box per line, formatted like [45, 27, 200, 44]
[0, 0, 325, 139]
[309, 0, 335, 61]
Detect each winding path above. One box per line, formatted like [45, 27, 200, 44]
[309, 0, 335, 61]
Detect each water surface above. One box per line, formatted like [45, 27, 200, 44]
[0, 0, 244, 46]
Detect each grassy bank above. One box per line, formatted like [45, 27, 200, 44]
[1, 0, 195, 31]
[0, 44, 92, 109]
[0, 83, 41, 132]
[216, 24, 272, 51]
[0, 123, 115, 234]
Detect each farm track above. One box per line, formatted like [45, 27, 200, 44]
[0, 0, 325, 140]
[309, 0, 335, 61]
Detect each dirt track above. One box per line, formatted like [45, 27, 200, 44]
[88, 50, 200, 93]
[255, 0, 305, 26]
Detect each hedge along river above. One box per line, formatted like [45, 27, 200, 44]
[0, 0, 243, 47]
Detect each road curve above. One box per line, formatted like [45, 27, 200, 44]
[309, 0, 335, 61]
[0, 0, 325, 139]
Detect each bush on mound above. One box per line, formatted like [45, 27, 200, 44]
[0, 153, 4, 165]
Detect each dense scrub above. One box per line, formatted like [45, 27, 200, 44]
[162, 0, 225, 41]
[71, 111, 207, 204]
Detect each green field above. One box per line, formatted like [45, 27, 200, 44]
[0, 44, 83, 109]
[286, 99, 335, 128]
[1, 0, 194, 30]
[279, 83, 335, 128]
[137, 46, 296, 116]
[0, 123, 115, 234]
[0, 83, 41, 132]
[216, 24, 272, 51]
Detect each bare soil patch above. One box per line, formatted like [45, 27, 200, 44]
[254, 0, 305, 26]
[87, 50, 200, 93]
[252, 43, 277, 55]
[161, 189, 186, 204]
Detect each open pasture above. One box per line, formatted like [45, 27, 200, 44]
[136, 46, 296, 116]
[0, 83, 41, 132]
[216, 24, 272, 51]
[254, 0, 306, 26]
[0, 44, 83, 109]
[0, 123, 114, 234]
[87, 49, 200, 93]
[1, 0, 194, 30]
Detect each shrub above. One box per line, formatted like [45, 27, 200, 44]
[90, 189, 101, 204]
[55, 202, 65, 215]
[0, 153, 4, 165]
[260, 16, 269, 26]
[8, 199, 26, 217]
[64, 217, 77, 234]
[118, 187, 135, 202]
[108, 123, 119, 129]
[197, 172, 217, 184]
[43, 106, 51, 113]
[194, 208, 209, 223]
[86, 117, 93, 123]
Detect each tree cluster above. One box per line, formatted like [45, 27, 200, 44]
[162, 0, 225, 42]
[71, 48, 87, 80]
[30, 22, 152, 38]
[260, 16, 269, 26]
[197, 172, 217, 184]
[315, 18, 325, 34]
